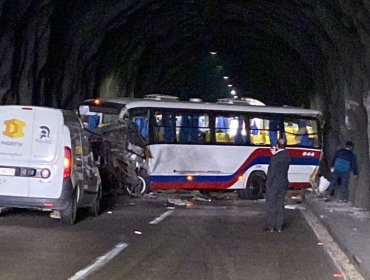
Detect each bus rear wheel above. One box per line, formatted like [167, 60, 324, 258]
[237, 175, 265, 200]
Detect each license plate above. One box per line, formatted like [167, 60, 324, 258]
[0, 167, 16, 176]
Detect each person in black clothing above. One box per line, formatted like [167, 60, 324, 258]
[325, 141, 358, 202]
[264, 138, 291, 232]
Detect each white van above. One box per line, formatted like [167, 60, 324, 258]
[0, 106, 102, 224]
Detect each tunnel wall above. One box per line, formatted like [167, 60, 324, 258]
[307, 1, 370, 207]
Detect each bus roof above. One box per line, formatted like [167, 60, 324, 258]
[124, 100, 323, 118]
[81, 97, 140, 106]
[79, 97, 141, 115]
[104, 97, 141, 104]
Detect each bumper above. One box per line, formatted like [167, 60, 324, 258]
[0, 179, 74, 211]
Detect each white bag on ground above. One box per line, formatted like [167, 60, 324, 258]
[319, 176, 330, 193]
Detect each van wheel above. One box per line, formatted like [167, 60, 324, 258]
[126, 170, 150, 195]
[138, 169, 150, 194]
[61, 191, 77, 225]
[237, 175, 265, 200]
[89, 185, 102, 217]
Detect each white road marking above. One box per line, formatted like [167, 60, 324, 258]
[302, 208, 364, 280]
[149, 210, 174, 224]
[67, 242, 128, 280]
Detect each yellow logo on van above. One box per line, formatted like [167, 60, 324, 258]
[3, 119, 26, 138]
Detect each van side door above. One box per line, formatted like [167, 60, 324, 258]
[69, 126, 84, 192]
[81, 132, 99, 194]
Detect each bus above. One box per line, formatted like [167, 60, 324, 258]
[123, 97, 323, 199]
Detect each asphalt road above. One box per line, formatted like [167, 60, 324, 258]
[0, 192, 340, 280]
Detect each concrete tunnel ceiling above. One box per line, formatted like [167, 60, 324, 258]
[75, 0, 322, 106]
[0, 0, 369, 208]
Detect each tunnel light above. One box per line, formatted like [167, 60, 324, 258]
[223, 76, 229, 80]
[231, 89, 236, 95]
[210, 51, 217, 55]
[228, 84, 233, 87]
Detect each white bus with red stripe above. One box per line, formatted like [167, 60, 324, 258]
[124, 98, 323, 199]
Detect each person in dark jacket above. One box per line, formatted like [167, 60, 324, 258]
[325, 141, 358, 202]
[264, 138, 291, 232]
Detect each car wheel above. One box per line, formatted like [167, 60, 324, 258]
[60, 191, 77, 225]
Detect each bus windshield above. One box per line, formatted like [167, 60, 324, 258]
[78, 98, 136, 129]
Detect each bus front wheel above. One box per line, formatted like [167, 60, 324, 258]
[237, 175, 265, 200]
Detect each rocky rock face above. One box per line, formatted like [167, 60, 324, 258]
[0, 0, 369, 207]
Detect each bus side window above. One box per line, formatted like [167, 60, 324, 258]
[284, 121, 298, 145]
[152, 114, 164, 143]
[214, 114, 249, 144]
[233, 116, 247, 144]
[134, 117, 148, 139]
[248, 117, 286, 146]
[249, 118, 265, 145]
[215, 116, 231, 144]
[297, 119, 317, 147]
[268, 119, 279, 145]
[216, 131, 231, 143]
[178, 112, 210, 144]
[283, 118, 318, 147]
[152, 111, 171, 143]
[162, 111, 176, 143]
[179, 114, 192, 143]
[197, 113, 211, 144]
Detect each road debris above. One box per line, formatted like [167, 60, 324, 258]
[284, 204, 305, 210]
[185, 200, 194, 207]
[144, 192, 157, 199]
[333, 271, 344, 278]
[167, 198, 186, 206]
[50, 210, 61, 219]
[193, 196, 211, 202]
